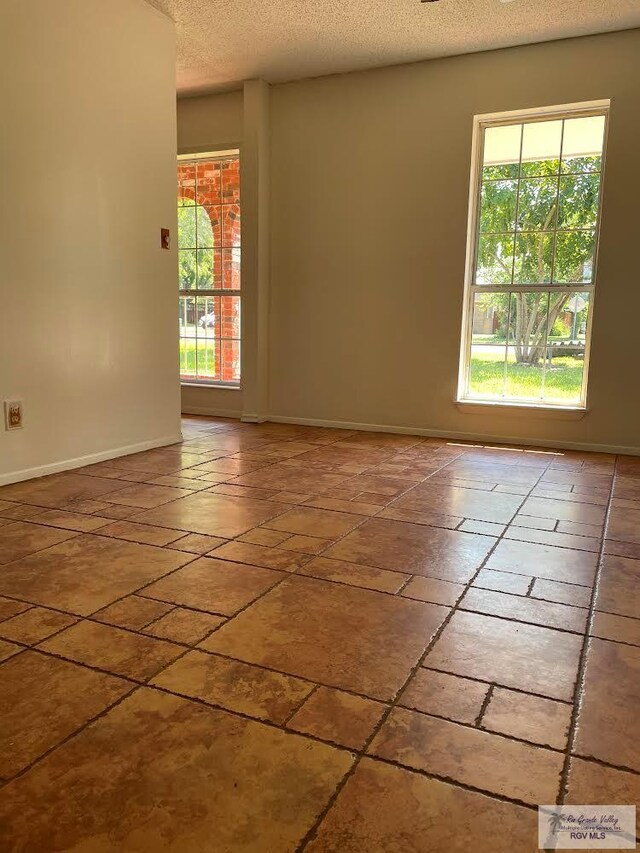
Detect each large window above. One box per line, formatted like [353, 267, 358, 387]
[458, 104, 608, 408]
[177, 151, 241, 385]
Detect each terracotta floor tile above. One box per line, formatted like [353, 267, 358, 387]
[0, 650, 131, 778]
[391, 483, 522, 524]
[566, 757, 640, 805]
[263, 506, 363, 539]
[306, 758, 537, 853]
[604, 538, 640, 560]
[425, 610, 582, 700]
[531, 578, 591, 608]
[24, 509, 113, 532]
[459, 519, 506, 536]
[0, 640, 21, 662]
[0, 504, 48, 522]
[400, 575, 465, 605]
[0, 607, 76, 645]
[519, 496, 606, 525]
[399, 668, 488, 724]
[513, 513, 557, 531]
[153, 650, 313, 723]
[542, 470, 613, 491]
[607, 504, 640, 545]
[168, 532, 229, 554]
[97, 520, 185, 546]
[325, 518, 494, 583]
[574, 638, 640, 771]
[132, 491, 290, 538]
[203, 575, 447, 700]
[141, 557, 284, 616]
[556, 519, 604, 538]
[473, 568, 531, 594]
[461, 587, 588, 633]
[505, 525, 600, 553]
[378, 505, 462, 529]
[144, 608, 225, 644]
[102, 483, 194, 508]
[238, 527, 292, 547]
[590, 611, 640, 646]
[0, 521, 78, 565]
[433, 460, 539, 487]
[278, 534, 332, 554]
[97, 449, 206, 475]
[0, 473, 126, 508]
[233, 462, 350, 495]
[299, 556, 408, 593]
[486, 539, 597, 586]
[0, 535, 191, 615]
[0, 597, 31, 621]
[595, 554, 640, 618]
[0, 688, 352, 851]
[209, 540, 310, 572]
[40, 620, 183, 681]
[287, 687, 386, 749]
[92, 503, 141, 520]
[93, 595, 173, 630]
[144, 475, 214, 491]
[303, 497, 381, 516]
[368, 707, 562, 804]
[482, 687, 571, 749]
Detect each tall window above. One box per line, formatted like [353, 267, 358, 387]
[177, 151, 241, 385]
[458, 104, 608, 408]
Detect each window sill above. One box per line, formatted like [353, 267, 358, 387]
[181, 382, 242, 391]
[456, 399, 586, 420]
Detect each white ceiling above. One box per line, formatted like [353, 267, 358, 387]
[145, 0, 640, 96]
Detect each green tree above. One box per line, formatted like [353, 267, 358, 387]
[476, 164, 599, 365]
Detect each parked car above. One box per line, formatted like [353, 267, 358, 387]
[199, 312, 216, 329]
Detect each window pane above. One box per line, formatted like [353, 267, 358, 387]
[221, 339, 241, 384]
[516, 177, 558, 231]
[221, 159, 240, 203]
[475, 234, 514, 285]
[220, 295, 241, 339]
[178, 205, 196, 249]
[520, 120, 562, 177]
[505, 292, 548, 400]
[178, 296, 196, 337]
[196, 161, 221, 205]
[479, 180, 517, 233]
[468, 292, 509, 398]
[177, 164, 196, 201]
[222, 248, 241, 290]
[543, 291, 589, 403]
[179, 250, 197, 290]
[553, 230, 595, 283]
[482, 124, 521, 180]
[561, 115, 605, 173]
[197, 206, 219, 248]
[196, 295, 219, 339]
[557, 174, 600, 230]
[195, 248, 221, 289]
[513, 233, 553, 284]
[222, 204, 241, 247]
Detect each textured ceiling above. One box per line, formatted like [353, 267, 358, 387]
[146, 0, 640, 96]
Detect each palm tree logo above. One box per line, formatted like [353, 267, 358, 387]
[548, 811, 564, 835]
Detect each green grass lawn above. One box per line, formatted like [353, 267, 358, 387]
[179, 339, 216, 377]
[469, 352, 584, 402]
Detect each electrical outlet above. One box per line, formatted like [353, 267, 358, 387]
[4, 400, 23, 430]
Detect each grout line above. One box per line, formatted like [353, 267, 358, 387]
[474, 683, 495, 727]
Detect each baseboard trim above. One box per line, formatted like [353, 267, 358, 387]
[268, 414, 640, 457]
[0, 433, 184, 486]
[181, 405, 242, 419]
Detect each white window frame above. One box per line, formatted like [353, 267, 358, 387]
[457, 100, 610, 411]
[177, 148, 242, 389]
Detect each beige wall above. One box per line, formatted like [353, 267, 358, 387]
[269, 30, 640, 452]
[177, 90, 246, 417]
[0, 0, 180, 483]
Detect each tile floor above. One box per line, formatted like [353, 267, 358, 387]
[0, 416, 638, 850]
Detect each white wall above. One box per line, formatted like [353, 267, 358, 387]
[268, 30, 640, 453]
[0, 0, 180, 483]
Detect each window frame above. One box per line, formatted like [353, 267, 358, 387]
[177, 148, 242, 389]
[457, 101, 610, 411]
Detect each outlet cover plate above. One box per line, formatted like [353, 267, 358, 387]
[4, 400, 23, 430]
